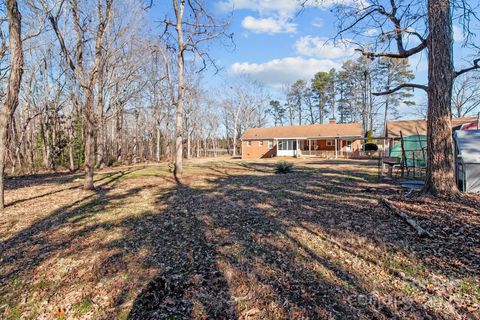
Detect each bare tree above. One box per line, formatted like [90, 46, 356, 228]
[0, 0, 24, 209]
[221, 78, 269, 155]
[160, 0, 231, 180]
[452, 72, 480, 118]
[42, 0, 113, 190]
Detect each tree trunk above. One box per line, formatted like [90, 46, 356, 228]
[186, 128, 191, 159]
[174, 0, 185, 180]
[156, 127, 161, 162]
[232, 113, 239, 157]
[69, 143, 75, 171]
[0, 113, 9, 209]
[96, 109, 105, 168]
[423, 0, 459, 196]
[83, 89, 95, 190]
[116, 107, 123, 163]
[0, 0, 23, 209]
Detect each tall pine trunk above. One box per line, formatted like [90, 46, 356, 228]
[423, 0, 459, 196]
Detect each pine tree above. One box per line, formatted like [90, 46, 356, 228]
[311, 72, 334, 123]
[376, 58, 416, 135]
[269, 100, 286, 126]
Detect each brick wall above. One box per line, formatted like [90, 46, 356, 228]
[242, 138, 362, 159]
[241, 139, 276, 159]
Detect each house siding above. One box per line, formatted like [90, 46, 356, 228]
[241, 139, 276, 159]
[241, 138, 362, 159]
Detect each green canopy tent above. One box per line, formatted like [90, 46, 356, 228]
[390, 135, 427, 168]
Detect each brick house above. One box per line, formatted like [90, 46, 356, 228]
[240, 120, 363, 159]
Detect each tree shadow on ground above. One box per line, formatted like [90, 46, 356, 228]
[1, 161, 477, 319]
[125, 163, 456, 319]
[5, 171, 83, 190]
[4, 170, 129, 208]
[0, 168, 142, 286]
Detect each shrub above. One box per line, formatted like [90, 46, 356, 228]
[275, 161, 293, 174]
[365, 130, 374, 144]
[364, 143, 379, 151]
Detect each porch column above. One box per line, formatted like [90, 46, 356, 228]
[335, 138, 338, 159]
[308, 139, 311, 155]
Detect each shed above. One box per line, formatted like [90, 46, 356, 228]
[454, 130, 480, 192]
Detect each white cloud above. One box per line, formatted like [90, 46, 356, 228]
[294, 36, 356, 59]
[363, 28, 378, 36]
[230, 57, 340, 87]
[311, 17, 324, 28]
[241, 16, 296, 34]
[218, 0, 366, 14]
[218, 0, 367, 34]
[217, 0, 299, 16]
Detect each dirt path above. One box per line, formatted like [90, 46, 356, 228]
[0, 159, 478, 319]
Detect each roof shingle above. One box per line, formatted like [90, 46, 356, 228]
[241, 123, 363, 140]
[386, 117, 477, 138]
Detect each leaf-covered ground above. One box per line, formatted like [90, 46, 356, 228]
[0, 158, 479, 319]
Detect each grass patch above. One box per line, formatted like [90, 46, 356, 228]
[6, 305, 22, 320]
[459, 278, 480, 300]
[72, 298, 93, 316]
[400, 283, 420, 296]
[381, 257, 425, 278]
[117, 167, 171, 179]
[11, 278, 21, 288]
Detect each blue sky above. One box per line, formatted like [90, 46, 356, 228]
[209, 1, 360, 89]
[151, 0, 479, 119]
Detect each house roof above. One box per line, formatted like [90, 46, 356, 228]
[241, 123, 363, 140]
[386, 117, 478, 138]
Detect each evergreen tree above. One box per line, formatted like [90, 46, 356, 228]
[269, 100, 286, 126]
[311, 71, 334, 123]
[376, 58, 416, 135]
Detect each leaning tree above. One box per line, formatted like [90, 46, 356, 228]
[307, 0, 480, 197]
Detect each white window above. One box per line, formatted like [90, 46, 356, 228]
[247, 141, 252, 147]
[268, 140, 273, 148]
[326, 140, 334, 146]
[259, 140, 264, 146]
[278, 139, 296, 150]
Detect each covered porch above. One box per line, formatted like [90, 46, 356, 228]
[276, 137, 359, 158]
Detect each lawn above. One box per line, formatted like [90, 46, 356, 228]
[0, 158, 479, 319]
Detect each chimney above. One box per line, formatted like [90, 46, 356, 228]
[329, 118, 336, 124]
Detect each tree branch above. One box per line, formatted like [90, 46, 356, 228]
[453, 58, 480, 78]
[373, 83, 428, 95]
[355, 38, 427, 59]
